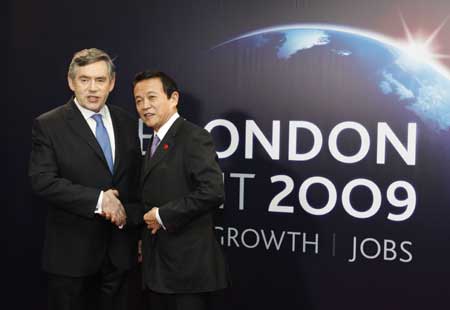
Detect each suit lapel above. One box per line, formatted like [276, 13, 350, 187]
[64, 99, 112, 174]
[142, 117, 184, 183]
[109, 107, 121, 175]
[141, 135, 153, 183]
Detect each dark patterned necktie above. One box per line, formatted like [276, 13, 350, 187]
[150, 134, 160, 157]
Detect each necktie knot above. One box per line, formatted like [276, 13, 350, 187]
[92, 113, 104, 124]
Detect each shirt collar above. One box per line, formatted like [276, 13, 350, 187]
[73, 97, 109, 120]
[154, 112, 180, 141]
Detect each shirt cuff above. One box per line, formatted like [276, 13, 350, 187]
[95, 191, 103, 214]
[155, 208, 166, 230]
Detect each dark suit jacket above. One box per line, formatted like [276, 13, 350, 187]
[29, 99, 142, 277]
[141, 117, 230, 294]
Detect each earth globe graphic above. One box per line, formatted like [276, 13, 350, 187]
[199, 24, 450, 230]
[208, 24, 450, 132]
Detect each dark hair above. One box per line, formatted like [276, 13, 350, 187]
[68, 48, 115, 79]
[133, 71, 179, 98]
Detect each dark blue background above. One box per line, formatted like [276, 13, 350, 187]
[6, 0, 450, 309]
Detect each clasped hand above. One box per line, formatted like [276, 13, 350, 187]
[101, 189, 127, 228]
[143, 207, 161, 235]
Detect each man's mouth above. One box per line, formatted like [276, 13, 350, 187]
[87, 96, 100, 103]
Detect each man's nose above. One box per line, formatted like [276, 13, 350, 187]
[88, 80, 99, 92]
[142, 99, 152, 109]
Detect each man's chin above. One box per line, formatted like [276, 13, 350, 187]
[81, 101, 104, 112]
[144, 121, 154, 128]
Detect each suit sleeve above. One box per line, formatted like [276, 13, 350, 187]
[121, 134, 145, 228]
[29, 118, 100, 218]
[158, 128, 224, 232]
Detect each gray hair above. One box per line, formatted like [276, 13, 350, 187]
[68, 48, 116, 79]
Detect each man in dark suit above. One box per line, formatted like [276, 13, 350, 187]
[134, 71, 230, 310]
[29, 48, 142, 310]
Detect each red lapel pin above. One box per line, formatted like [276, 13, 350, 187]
[163, 143, 169, 150]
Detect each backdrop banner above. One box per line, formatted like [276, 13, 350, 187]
[7, 0, 450, 309]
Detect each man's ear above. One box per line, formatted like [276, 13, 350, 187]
[68, 76, 75, 91]
[109, 76, 116, 92]
[170, 91, 179, 108]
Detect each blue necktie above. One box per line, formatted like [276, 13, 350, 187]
[92, 114, 114, 173]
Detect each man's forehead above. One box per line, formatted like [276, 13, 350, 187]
[76, 72, 109, 77]
[74, 61, 110, 75]
[136, 78, 164, 92]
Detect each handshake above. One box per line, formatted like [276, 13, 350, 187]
[101, 189, 161, 234]
[101, 189, 127, 228]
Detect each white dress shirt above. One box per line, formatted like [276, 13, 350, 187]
[74, 98, 116, 214]
[152, 112, 180, 229]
